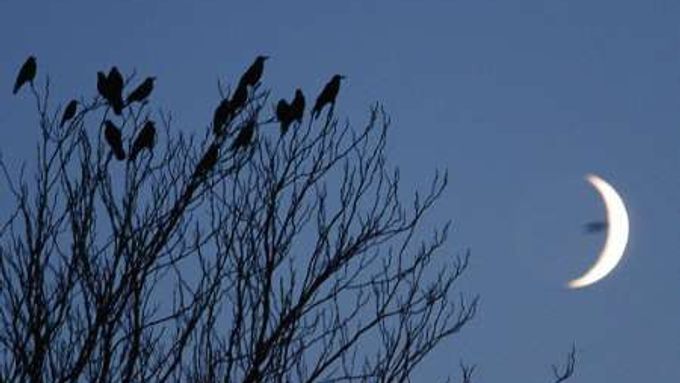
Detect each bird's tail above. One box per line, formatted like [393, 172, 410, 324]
[114, 147, 126, 161]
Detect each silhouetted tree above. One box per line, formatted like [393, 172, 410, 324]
[0, 55, 575, 383]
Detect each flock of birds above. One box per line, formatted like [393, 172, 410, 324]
[12, 55, 345, 175]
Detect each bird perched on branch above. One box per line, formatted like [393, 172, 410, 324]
[194, 144, 219, 178]
[13, 56, 37, 95]
[103, 120, 125, 161]
[276, 99, 293, 136]
[230, 118, 256, 151]
[107, 67, 125, 115]
[290, 88, 305, 124]
[60, 100, 78, 127]
[129, 120, 156, 161]
[238, 55, 268, 89]
[213, 98, 234, 136]
[97, 71, 109, 99]
[277, 89, 306, 136]
[126, 77, 155, 105]
[312, 74, 344, 120]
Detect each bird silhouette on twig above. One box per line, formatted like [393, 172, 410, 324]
[238, 55, 268, 90]
[277, 89, 306, 136]
[129, 120, 156, 161]
[126, 77, 155, 105]
[230, 117, 256, 151]
[290, 88, 305, 124]
[312, 74, 344, 120]
[230, 82, 249, 112]
[60, 100, 78, 127]
[104, 120, 125, 161]
[276, 99, 293, 136]
[106, 67, 125, 115]
[194, 144, 219, 178]
[13, 56, 37, 95]
[97, 71, 109, 99]
[213, 98, 234, 136]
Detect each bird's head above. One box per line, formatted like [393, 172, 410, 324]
[258, 55, 270, 62]
[334, 74, 346, 81]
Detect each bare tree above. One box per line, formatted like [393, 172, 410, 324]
[0, 57, 573, 383]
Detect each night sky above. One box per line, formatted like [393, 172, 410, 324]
[2, 1, 680, 381]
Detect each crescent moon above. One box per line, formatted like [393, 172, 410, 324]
[568, 174, 630, 289]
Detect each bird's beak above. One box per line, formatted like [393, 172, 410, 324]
[340, 75, 347, 79]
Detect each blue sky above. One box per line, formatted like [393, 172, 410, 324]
[2, 1, 680, 381]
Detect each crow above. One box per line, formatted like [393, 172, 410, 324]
[276, 99, 293, 135]
[13, 56, 37, 95]
[104, 120, 125, 161]
[129, 120, 156, 161]
[194, 144, 219, 178]
[238, 55, 268, 89]
[213, 98, 233, 136]
[60, 100, 78, 127]
[230, 81, 249, 111]
[126, 77, 155, 104]
[107, 67, 125, 115]
[97, 71, 109, 99]
[290, 88, 305, 124]
[312, 74, 344, 120]
[230, 118, 256, 151]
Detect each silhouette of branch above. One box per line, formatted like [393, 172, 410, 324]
[552, 345, 576, 383]
[0, 59, 477, 383]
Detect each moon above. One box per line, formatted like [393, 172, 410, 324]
[568, 174, 630, 289]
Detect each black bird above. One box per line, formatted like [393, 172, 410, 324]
[238, 55, 268, 89]
[104, 120, 125, 161]
[290, 88, 305, 124]
[213, 98, 233, 136]
[194, 144, 219, 177]
[276, 99, 293, 135]
[312, 74, 344, 120]
[129, 120, 156, 161]
[60, 100, 78, 127]
[13, 56, 37, 95]
[583, 221, 608, 234]
[97, 71, 109, 99]
[230, 118, 256, 151]
[126, 77, 155, 105]
[230, 81, 249, 111]
[107, 67, 125, 115]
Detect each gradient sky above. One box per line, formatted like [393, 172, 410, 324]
[2, 1, 680, 381]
